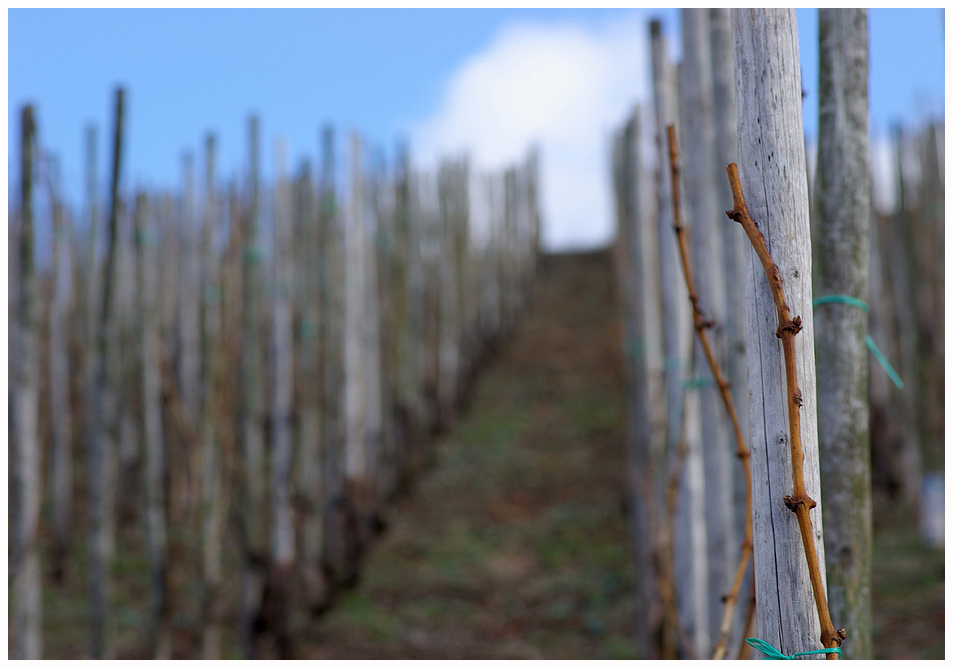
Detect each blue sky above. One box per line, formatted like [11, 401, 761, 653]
[7, 8, 946, 250]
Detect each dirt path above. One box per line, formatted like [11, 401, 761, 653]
[299, 250, 639, 659]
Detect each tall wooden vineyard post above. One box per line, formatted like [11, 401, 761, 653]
[134, 192, 172, 659]
[88, 87, 125, 659]
[613, 106, 664, 658]
[294, 156, 327, 612]
[178, 151, 201, 516]
[48, 153, 75, 588]
[731, 8, 833, 655]
[199, 133, 228, 659]
[814, 9, 872, 658]
[343, 132, 371, 565]
[239, 113, 268, 659]
[650, 20, 693, 658]
[709, 8, 752, 652]
[11, 102, 42, 660]
[270, 140, 296, 657]
[392, 143, 415, 483]
[362, 155, 384, 527]
[437, 160, 461, 428]
[680, 10, 737, 643]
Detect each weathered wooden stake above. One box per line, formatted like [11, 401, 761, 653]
[239, 113, 268, 659]
[87, 85, 125, 660]
[270, 139, 296, 657]
[730, 8, 838, 656]
[135, 192, 172, 659]
[680, 11, 736, 646]
[814, 9, 872, 659]
[649, 19, 690, 659]
[47, 153, 74, 587]
[199, 133, 227, 659]
[12, 102, 42, 660]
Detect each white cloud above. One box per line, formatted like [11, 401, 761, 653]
[410, 14, 651, 251]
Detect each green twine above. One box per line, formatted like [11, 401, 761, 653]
[626, 338, 644, 361]
[203, 286, 223, 303]
[683, 375, 716, 390]
[243, 245, 263, 263]
[299, 318, 317, 340]
[745, 637, 841, 660]
[664, 356, 688, 371]
[812, 294, 904, 389]
[135, 229, 157, 246]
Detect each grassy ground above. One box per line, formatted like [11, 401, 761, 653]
[299, 250, 637, 659]
[31, 250, 943, 659]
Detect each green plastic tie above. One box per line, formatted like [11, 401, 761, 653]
[812, 294, 904, 390]
[626, 338, 644, 361]
[746, 637, 841, 660]
[243, 245, 263, 263]
[664, 356, 687, 371]
[683, 375, 716, 390]
[203, 286, 223, 303]
[135, 229, 157, 246]
[299, 318, 317, 340]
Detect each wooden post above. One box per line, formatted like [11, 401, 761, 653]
[363, 158, 384, 523]
[710, 7, 747, 443]
[158, 191, 179, 348]
[709, 8, 751, 652]
[134, 192, 172, 659]
[316, 126, 345, 588]
[649, 20, 694, 658]
[270, 140, 296, 657]
[239, 113, 267, 659]
[199, 133, 227, 659]
[83, 124, 99, 447]
[404, 161, 428, 448]
[174, 151, 200, 519]
[85, 124, 98, 343]
[343, 132, 372, 566]
[915, 122, 944, 478]
[437, 160, 460, 428]
[680, 9, 736, 646]
[12, 102, 42, 660]
[615, 106, 665, 658]
[89, 85, 125, 660]
[46, 153, 74, 586]
[374, 161, 399, 499]
[814, 9, 872, 659]
[391, 143, 414, 482]
[180, 151, 200, 423]
[731, 9, 832, 655]
[295, 156, 327, 611]
[117, 176, 139, 526]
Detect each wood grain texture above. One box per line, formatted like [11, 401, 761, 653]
[731, 8, 831, 657]
[815, 9, 872, 659]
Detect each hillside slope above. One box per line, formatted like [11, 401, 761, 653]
[301, 250, 638, 659]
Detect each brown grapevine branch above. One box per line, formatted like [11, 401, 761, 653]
[724, 162, 845, 658]
[666, 126, 754, 660]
